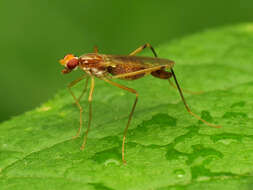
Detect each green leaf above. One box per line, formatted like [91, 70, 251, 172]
[1, 23, 253, 190]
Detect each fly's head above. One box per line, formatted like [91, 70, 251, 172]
[59, 54, 79, 74]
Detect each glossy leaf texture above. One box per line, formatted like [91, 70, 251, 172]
[1, 23, 253, 190]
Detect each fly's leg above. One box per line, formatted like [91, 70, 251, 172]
[129, 44, 219, 127]
[113, 64, 220, 132]
[130, 43, 201, 95]
[129, 43, 157, 57]
[68, 75, 89, 139]
[170, 68, 221, 128]
[103, 78, 138, 164]
[77, 77, 90, 102]
[133, 65, 219, 127]
[94, 46, 98, 54]
[81, 76, 95, 150]
[168, 79, 203, 95]
[148, 67, 220, 127]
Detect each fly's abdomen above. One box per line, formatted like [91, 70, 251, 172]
[107, 64, 146, 80]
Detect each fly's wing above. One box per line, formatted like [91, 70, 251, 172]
[101, 55, 174, 80]
[102, 55, 174, 68]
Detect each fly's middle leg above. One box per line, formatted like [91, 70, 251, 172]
[67, 75, 88, 139]
[81, 76, 95, 150]
[102, 77, 138, 164]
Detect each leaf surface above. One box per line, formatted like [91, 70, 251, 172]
[1, 23, 253, 190]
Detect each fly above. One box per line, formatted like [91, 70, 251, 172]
[59, 43, 221, 164]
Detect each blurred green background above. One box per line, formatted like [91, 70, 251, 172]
[1, 0, 253, 122]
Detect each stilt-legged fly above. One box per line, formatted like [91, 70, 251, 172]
[59, 43, 221, 164]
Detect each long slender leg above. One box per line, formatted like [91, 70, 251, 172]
[170, 68, 221, 128]
[112, 64, 220, 130]
[129, 45, 219, 128]
[103, 77, 138, 164]
[129, 43, 157, 57]
[77, 77, 90, 102]
[68, 75, 89, 138]
[81, 76, 95, 150]
[168, 79, 203, 95]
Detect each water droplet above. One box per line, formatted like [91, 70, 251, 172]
[92, 148, 121, 164]
[174, 169, 185, 178]
[104, 159, 120, 166]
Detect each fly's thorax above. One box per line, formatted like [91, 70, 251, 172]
[79, 53, 107, 77]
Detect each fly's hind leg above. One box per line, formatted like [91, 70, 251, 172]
[129, 43, 174, 81]
[170, 69, 221, 128]
[109, 62, 221, 164]
[130, 43, 201, 95]
[168, 79, 203, 95]
[68, 75, 89, 139]
[150, 68, 221, 128]
[150, 67, 221, 128]
[102, 77, 138, 164]
[129, 43, 157, 57]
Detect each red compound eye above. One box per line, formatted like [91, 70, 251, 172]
[67, 58, 79, 69]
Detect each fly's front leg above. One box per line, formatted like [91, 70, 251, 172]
[81, 76, 95, 150]
[129, 43, 157, 57]
[77, 77, 90, 102]
[102, 78, 138, 165]
[68, 75, 88, 139]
